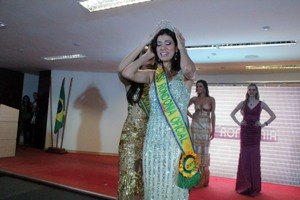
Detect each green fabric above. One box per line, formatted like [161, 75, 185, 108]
[178, 171, 201, 189]
[54, 78, 65, 133]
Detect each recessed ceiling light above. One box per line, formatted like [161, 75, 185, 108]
[0, 21, 6, 29]
[79, 0, 152, 12]
[186, 40, 297, 50]
[245, 64, 300, 70]
[261, 26, 270, 31]
[246, 80, 299, 83]
[245, 55, 258, 59]
[42, 54, 87, 61]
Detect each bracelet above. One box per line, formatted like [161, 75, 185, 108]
[264, 122, 268, 126]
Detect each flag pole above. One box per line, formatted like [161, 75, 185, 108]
[60, 77, 73, 149]
[56, 130, 59, 148]
[55, 77, 63, 147]
[46, 77, 66, 154]
[49, 76, 54, 147]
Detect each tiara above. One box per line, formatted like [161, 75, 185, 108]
[156, 20, 175, 31]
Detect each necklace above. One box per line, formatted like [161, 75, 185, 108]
[249, 99, 256, 106]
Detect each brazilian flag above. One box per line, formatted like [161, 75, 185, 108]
[54, 78, 65, 134]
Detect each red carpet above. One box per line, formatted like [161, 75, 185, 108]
[0, 147, 299, 200]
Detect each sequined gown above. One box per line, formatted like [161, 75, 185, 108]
[117, 85, 149, 200]
[236, 101, 262, 196]
[191, 102, 212, 187]
[143, 72, 190, 200]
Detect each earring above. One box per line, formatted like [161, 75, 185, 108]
[174, 51, 178, 61]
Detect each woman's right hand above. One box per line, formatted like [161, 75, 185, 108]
[174, 28, 186, 50]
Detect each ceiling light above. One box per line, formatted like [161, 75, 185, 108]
[261, 26, 270, 31]
[245, 55, 258, 59]
[0, 21, 6, 29]
[42, 54, 87, 61]
[186, 40, 297, 50]
[79, 0, 152, 12]
[246, 80, 299, 83]
[245, 64, 300, 70]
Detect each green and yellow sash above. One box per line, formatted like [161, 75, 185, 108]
[154, 64, 200, 189]
[138, 84, 150, 116]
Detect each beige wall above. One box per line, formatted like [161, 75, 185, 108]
[46, 70, 127, 154]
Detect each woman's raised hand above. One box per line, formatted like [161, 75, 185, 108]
[174, 28, 186, 50]
[144, 45, 154, 59]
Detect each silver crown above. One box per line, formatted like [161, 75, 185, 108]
[156, 20, 175, 31]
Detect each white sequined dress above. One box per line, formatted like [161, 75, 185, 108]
[143, 72, 190, 200]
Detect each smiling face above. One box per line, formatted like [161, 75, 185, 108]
[247, 85, 257, 97]
[156, 34, 177, 62]
[246, 84, 260, 100]
[196, 82, 205, 95]
[151, 28, 181, 71]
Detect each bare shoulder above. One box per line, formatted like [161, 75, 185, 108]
[260, 101, 268, 108]
[209, 96, 215, 102]
[190, 96, 197, 102]
[236, 100, 245, 108]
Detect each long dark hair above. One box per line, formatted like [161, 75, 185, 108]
[22, 95, 31, 111]
[196, 80, 210, 97]
[126, 82, 144, 105]
[151, 28, 181, 72]
[126, 47, 149, 105]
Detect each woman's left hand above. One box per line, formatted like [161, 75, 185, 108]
[255, 121, 264, 127]
[174, 28, 186, 50]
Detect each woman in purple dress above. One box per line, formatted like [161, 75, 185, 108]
[230, 83, 276, 196]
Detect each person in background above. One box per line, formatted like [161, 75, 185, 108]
[188, 79, 215, 187]
[20, 95, 33, 146]
[117, 45, 154, 199]
[121, 21, 196, 200]
[230, 83, 276, 197]
[31, 92, 38, 124]
[30, 92, 38, 145]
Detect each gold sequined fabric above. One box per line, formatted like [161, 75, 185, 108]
[117, 85, 149, 200]
[191, 105, 212, 187]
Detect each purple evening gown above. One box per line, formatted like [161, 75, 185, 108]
[236, 101, 262, 196]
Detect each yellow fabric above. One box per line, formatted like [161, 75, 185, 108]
[155, 65, 194, 153]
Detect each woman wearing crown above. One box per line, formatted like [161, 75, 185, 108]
[121, 21, 197, 200]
